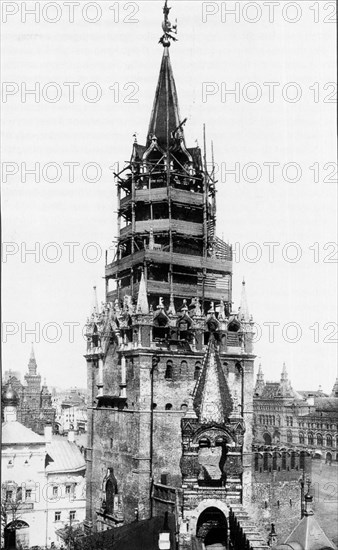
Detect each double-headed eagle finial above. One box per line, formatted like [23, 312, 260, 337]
[159, 0, 178, 47]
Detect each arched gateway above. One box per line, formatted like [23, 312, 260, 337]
[4, 520, 29, 550]
[196, 507, 227, 549]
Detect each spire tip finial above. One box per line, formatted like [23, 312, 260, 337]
[159, 0, 178, 47]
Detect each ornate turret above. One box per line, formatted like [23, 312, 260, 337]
[239, 278, 250, 323]
[254, 363, 265, 397]
[28, 342, 38, 375]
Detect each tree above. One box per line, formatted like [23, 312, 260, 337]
[58, 523, 84, 550]
[1, 484, 24, 549]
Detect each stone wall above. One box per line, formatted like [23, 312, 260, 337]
[247, 451, 312, 543]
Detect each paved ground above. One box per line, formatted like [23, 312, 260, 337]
[311, 460, 338, 546]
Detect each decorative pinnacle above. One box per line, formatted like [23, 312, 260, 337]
[159, 0, 178, 47]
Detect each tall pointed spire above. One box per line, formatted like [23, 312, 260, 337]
[147, 48, 182, 149]
[148, 1, 182, 149]
[193, 336, 233, 423]
[30, 341, 35, 361]
[281, 361, 288, 382]
[92, 285, 99, 315]
[28, 342, 38, 375]
[254, 363, 265, 396]
[136, 272, 149, 314]
[239, 278, 250, 322]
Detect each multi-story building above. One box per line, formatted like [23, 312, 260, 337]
[53, 389, 87, 434]
[2, 345, 56, 435]
[253, 365, 338, 463]
[1, 384, 86, 549]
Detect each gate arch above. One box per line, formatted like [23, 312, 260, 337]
[189, 499, 229, 541]
[196, 506, 227, 548]
[4, 520, 29, 550]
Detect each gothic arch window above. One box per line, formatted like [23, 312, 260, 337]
[287, 431, 293, 444]
[291, 451, 296, 469]
[235, 362, 242, 377]
[272, 453, 278, 470]
[308, 432, 314, 445]
[194, 361, 201, 380]
[326, 434, 332, 447]
[299, 432, 304, 445]
[317, 433, 323, 446]
[263, 432, 272, 446]
[282, 452, 287, 470]
[165, 361, 173, 380]
[263, 453, 269, 471]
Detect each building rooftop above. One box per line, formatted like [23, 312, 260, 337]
[2, 420, 45, 445]
[46, 436, 86, 473]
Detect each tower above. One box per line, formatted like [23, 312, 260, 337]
[84, 3, 256, 546]
[24, 343, 42, 407]
[254, 364, 265, 397]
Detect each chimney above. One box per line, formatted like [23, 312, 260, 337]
[44, 424, 52, 443]
[68, 429, 75, 443]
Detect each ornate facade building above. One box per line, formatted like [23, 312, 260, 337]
[1, 385, 86, 549]
[253, 365, 338, 463]
[2, 345, 56, 435]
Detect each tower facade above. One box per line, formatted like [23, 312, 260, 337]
[85, 4, 256, 547]
[2, 345, 56, 434]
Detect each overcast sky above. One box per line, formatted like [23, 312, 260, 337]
[2, 1, 337, 392]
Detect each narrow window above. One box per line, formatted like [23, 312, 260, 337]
[161, 474, 168, 485]
[194, 362, 201, 380]
[55, 512, 61, 522]
[165, 361, 173, 380]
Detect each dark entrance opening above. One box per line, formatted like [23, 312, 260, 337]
[4, 520, 29, 550]
[196, 507, 227, 549]
[263, 432, 272, 445]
